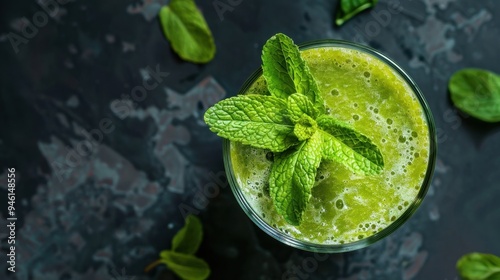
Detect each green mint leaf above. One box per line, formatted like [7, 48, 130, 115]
[204, 94, 298, 152]
[293, 114, 318, 141]
[336, 0, 379, 26]
[262, 33, 324, 113]
[269, 132, 323, 225]
[317, 115, 384, 175]
[160, 251, 210, 280]
[287, 93, 320, 122]
[159, 0, 216, 63]
[457, 253, 500, 280]
[172, 215, 203, 255]
[449, 68, 500, 123]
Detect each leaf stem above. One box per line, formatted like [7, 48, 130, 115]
[144, 259, 162, 273]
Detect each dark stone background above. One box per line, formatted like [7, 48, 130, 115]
[1, 0, 499, 279]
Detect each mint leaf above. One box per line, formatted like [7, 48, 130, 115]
[160, 251, 210, 280]
[159, 0, 216, 63]
[269, 132, 323, 225]
[204, 94, 298, 152]
[262, 33, 324, 113]
[317, 115, 384, 175]
[293, 114, 318, 141]
[287, 93, 320, 122]
[457, 253, 500, 280]
[336, 0, 379, 26]
[172, 215, 203, 255]
[449, 68, 500, 123]
[145, 215, 209, 275]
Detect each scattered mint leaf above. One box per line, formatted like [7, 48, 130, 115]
[293, 114, 318, 141]
[172, 215, 203, 255]
[269, 132, 323, 225]
[457, 253, 500, 280]
[159, 0, 216, 63]
[287, 93, 320, 122]
[336, 0, 379, 26]
[262, 33, 325, 113]
[204, 94, 298, 152]
[317, 115, 384, 175]
[449, 68, 500, 123]
[160, 251, 211, 280]
[145, 215, 209, 280]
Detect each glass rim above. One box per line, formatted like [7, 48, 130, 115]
[223, 39, 437, 253]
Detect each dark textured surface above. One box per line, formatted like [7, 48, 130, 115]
[1, 0, 499, 279]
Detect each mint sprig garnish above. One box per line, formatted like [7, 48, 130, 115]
[159, 0, 216, 64]
[145, 215, 210, 280]
[204, 33, 384, 225]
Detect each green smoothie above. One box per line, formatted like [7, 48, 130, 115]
[229, 46, 431, 245]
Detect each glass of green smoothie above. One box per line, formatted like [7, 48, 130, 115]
[210, 37, 436, 253]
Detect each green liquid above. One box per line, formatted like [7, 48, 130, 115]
[229, 47, 430, 244]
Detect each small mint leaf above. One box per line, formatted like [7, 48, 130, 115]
[160, 251, 210, 280]
[293, 114, 317, 141]
[262, 33, 324, 113]
[204, 94, 298, 152]
[318, 115, 384, 175]
[287, 93, 320, 122]
[457, 253, 500, 280]
[449, 68, 500, 123]
[269, 132, 323, 225]
[336, 0, 379, 26]
[171, 215, 203, 255]
[159, 0, 216, 63]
